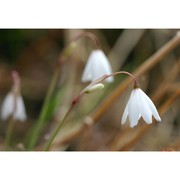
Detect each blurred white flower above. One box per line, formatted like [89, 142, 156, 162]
[1, 92, 27, 121]
[1, 70, 27, 122]
[121, 88, 161, 128]
[81, 49, 114, 83]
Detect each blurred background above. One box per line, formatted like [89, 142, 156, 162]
[0, 29, 179, 151]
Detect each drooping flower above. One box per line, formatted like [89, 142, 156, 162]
[121, 88, 161, 128]
[1, 71, 27, 121]
[81, 49, 114, 83]
[1, 92, 27, 121]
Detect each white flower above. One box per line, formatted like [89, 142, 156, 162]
[1, 92, 27, 122]
[121, 88, 161, 128]
[81, 49, 114, 83]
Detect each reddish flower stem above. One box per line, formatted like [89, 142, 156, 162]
[44, 71, 137, 150]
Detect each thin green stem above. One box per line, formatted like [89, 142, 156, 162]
[28, 68, 60, 149]
[43, 71, 137, 151]
[43, 92, 83, 151]
[4, 118, 15, 150]
[5, 72, 19, 150]
[43, 103, 75, 151]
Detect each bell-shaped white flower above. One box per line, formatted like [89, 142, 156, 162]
[121, 88, 161, 128]
[81, 49, 114, 83]
[1, 92, 27, 121]
[1, 70, 27, 122]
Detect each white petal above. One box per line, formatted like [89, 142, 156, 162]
[92, 56, 103, 80]
[137, 89, 152, 124]
[81, 52, 94, 82]
[139, 89, 161, 121]
[128, 89, 141, 128]
[81, 50, 114, 82]
[121, 101, 129, 125]
[14, 96, 27, 121]
[96, 50, 114, 82]
[1, 92, 14, 120]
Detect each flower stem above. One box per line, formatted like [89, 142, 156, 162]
[28, 68, 60, 149]
[108, 71, 138, 88]
[44, 94, 82, 151]
[43, 71, 137, 151]
[4, 118, 15, 150]
[85, 71, 138, 88]
[4, 71, 19, 150]
[43, 104, 73, 151]
[69, 31, 101, 49]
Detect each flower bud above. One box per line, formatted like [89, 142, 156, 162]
[83, 83, 104, 94]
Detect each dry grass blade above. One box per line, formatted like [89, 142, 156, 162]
[108, 29, 145, 70]
[151, 60, 179, 102]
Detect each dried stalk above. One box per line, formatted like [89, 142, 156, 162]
[108, 29, 145, 70]
[151, 60, 179, 102]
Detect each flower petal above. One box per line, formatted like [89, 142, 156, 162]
[121, 101, 129, 125]
[96, 50, 114, 82]
[1, 92, 14, 120]
[81, 50, 114, 82]
[92, 56, 104, 80]
[137, 89, 152, 124]
[139, 89, 161, 121]
[81, 52, 94, 82]
[15, 96, 27, 121]
[128, 89, 141, 128]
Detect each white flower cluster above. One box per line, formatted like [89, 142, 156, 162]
[0, 48, 161, 128]
[82, 49, 161, 128]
